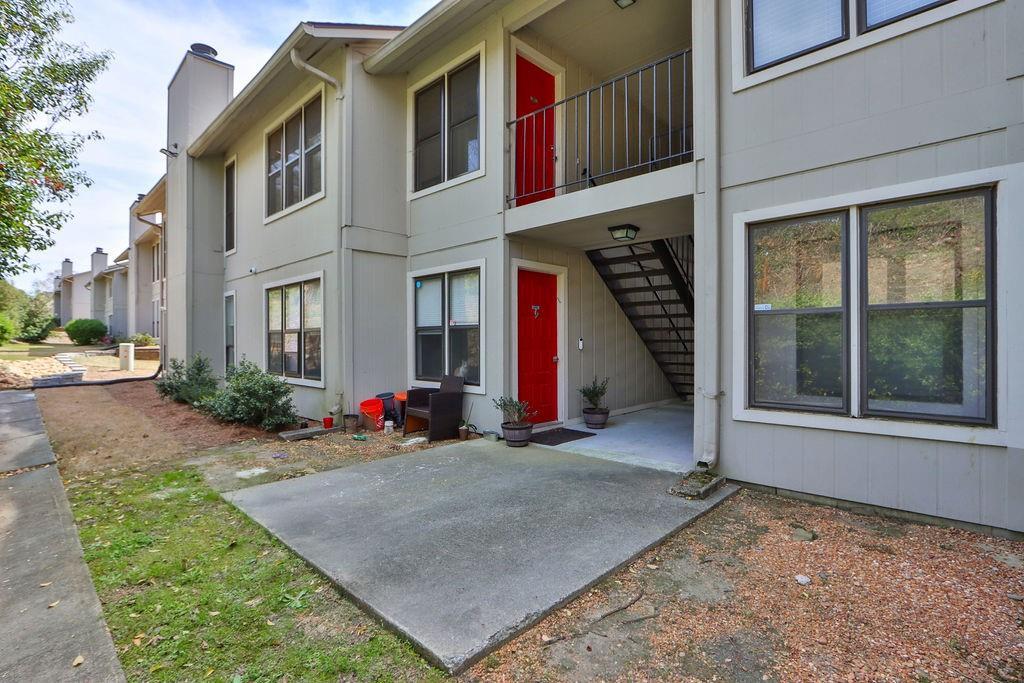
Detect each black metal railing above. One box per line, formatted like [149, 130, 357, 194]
[507, 49, 692, 207]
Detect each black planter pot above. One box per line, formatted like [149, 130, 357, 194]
[501, 422, 534, 447]
[582, 407, 610, 429]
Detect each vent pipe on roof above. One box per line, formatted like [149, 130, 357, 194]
[190, 43, 218, 58]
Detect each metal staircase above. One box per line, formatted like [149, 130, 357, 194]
[587, 237, 695, 400]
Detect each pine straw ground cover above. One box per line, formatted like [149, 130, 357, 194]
[468, 490, 1024, 683]
[66, 468, 444, 682]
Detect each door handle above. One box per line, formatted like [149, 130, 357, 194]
[552, 356, 559, 364]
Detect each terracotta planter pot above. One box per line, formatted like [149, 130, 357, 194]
[501, 422, 534, 447]
[458, 426, 469, 441]
[582, 407, 610, 429]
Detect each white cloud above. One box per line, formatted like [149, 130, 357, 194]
[12, 0, 432, 290]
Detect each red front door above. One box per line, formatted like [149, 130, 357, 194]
[518, 269, 558, 424]
[515, 54, 556, 206]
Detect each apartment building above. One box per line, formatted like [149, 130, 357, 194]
[158, 0, 1023, 534]
[53, 248, 129, 338]
[127, 177, 166, 340]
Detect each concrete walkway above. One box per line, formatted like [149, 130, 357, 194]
[227, 438, 736, 673]
[547, 402, 695, 473]
[0, 390, 124, 682]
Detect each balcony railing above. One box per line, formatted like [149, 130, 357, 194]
[507, 49, 692, 208]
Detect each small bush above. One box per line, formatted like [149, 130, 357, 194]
[128, 332, 157, 346]
[65, 318, 107, 345]
[579, 376, 610, 410]
[155, 354, 217, 405]
[492, 395, 536, 426]
[0, 313, 15, 346]
[17, 295, 55, 343]
[197, 360, 297, 431]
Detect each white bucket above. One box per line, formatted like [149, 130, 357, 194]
[383, 420, 394, 435]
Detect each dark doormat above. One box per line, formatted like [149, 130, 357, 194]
[531, 428, 596, 446]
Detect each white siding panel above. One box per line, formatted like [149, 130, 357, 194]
[801, 429, 836, 498]
[896, 439, 939, 516]
[352, 251, 407, 406]
[834, 432, 871, 503]
[936, 443, 982, 524]
[866, 435, 900, 509]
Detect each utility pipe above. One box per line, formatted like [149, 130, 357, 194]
[33, 363, 163, 389]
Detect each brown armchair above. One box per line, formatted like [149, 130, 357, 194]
[403, 375, 465, 442]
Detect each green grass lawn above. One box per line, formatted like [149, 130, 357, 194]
[0, 340, 103, 361]
[68, 468, 445, 682]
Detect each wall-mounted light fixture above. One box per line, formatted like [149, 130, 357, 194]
[613, 0, 637, 8]
[608, 224, 639, 241]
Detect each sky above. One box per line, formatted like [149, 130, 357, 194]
[12, 0, 435, 292]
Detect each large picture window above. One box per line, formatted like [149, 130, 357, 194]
[266, 278, 321, 382]
[861, 189, 993, 423]
[745, 188, 995, 426]
[266, 93, 323, 218]
[413, 56, 480, 192]
[414, 269, 480, 385]
[748, 212, 847, 412]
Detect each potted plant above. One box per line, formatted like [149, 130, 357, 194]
[579, 376, 610, 429]
[458, 406, 476, 441]
[492, 396, 536, 447]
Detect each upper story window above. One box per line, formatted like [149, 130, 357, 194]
[413, 56, 481, 193]
[860, 0, 953, 30]
[266, 92, 323, 218]
[745, 0, 955, 73]
[224, 160, 236, 254]
[747, 0, 847, 72]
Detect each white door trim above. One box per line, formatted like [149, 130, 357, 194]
[511, 258, 568, 426]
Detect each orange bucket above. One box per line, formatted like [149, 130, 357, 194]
[359, 398, 385, 431]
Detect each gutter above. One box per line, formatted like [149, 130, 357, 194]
[290, 48, 341, 98]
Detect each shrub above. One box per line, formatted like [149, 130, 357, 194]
[579, 376, 610, 410]
[155, 354, 217, 405]
[17, 294, 55, 343]
[65, 318, 107, 345]
[197, 360, 297, 431]
[492, 396, 536, 426]
[128, 332, 157, 346]
[0, 313, 15, 346]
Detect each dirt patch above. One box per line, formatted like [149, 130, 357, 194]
[467, 490, 1024, 683]
[78, 354, 161, 381]
[35, 381, 271, 475]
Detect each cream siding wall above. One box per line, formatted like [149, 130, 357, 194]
[714, 0, 1024, 531]
[217, 50, 347, 419]
[350, 251, 408, 409]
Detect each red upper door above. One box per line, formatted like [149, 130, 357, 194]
[515, 54, 556, 206]
[517, 269, 558, 424]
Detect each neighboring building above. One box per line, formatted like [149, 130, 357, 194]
[154, 0, 1022, 534]
[127, 178, 166, 341]
[53, 249, 127, 337]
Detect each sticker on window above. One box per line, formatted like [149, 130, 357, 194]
[753, 303, 772, 312]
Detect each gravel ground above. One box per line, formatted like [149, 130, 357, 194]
[0, 357, 68, 388]
[467, 490, 1024, 683]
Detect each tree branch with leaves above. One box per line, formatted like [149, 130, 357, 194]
[0, 0, 110, 278]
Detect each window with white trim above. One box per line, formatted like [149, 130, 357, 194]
[746, 187, 995, 425]
[413, 56, 480, 192]
[414, 269, 480, 384]
[225, 293, 235, 368]
[744, 0, 956, 73]
[266, 93, 322, 217]
[266, 278, 321, 381]
[224, 160, 235, 253]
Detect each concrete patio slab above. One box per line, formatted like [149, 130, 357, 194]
[227, 439, 736, 673]
[546, 402, 695, 473]
[0, 466, 124, 682]
[0, 401, 40, 423]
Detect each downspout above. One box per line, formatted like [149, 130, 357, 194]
[290, 48, 341, 96]
[694, 0, 722, 470]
